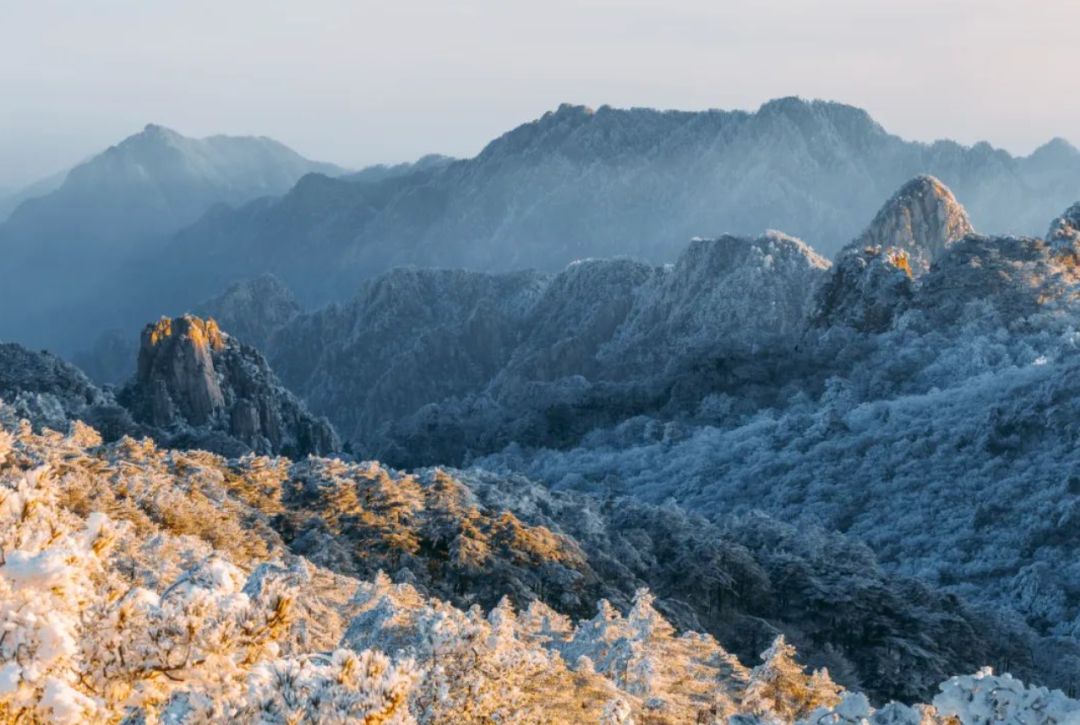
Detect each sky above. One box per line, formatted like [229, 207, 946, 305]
[1, 0, 1078, 188]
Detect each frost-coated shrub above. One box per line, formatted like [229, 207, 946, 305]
[0, 462, 418, 725]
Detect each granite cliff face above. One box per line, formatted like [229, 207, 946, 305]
[130, 316, 228, 428]
[117, 315, 339, 457]
[813, 175, 974, 332]
[848, 175, 974, 275]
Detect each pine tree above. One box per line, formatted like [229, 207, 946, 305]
[742, 634, 841, 724]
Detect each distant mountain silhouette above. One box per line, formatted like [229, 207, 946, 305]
[0, 124, 342, 350]
[112, 98, 1080, 326]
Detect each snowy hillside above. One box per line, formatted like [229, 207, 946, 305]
[0, 401, 1075, 723]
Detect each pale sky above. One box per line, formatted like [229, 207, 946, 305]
[1, 0, 1077, 188]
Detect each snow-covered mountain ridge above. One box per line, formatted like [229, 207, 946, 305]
[49, 96, 1080, 362]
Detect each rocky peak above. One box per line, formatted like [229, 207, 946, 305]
[134, 123, 184, 145]
[813, 247, 915, 333]
[121, 314, 338, 457]
[135, 315, 227, 427]
[1047, 202, 1080, 257]
[1026, 137, 1080, 168]
[814, 177, 972, 332]
[848, 175, 974, 275]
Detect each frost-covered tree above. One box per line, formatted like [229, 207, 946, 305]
[933, 668, 1080, 725]
[2, 402, 1080, 724]
[0, 451, 418, 724]
[743, 635, 843, 724]
[201, 649, 419, 725]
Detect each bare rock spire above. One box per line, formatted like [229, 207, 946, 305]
[849, 175, 974, 275]
[121, 314, 339, 457]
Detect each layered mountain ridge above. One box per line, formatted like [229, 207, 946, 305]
[0, 124, 343, 350]
[149, 176, 1080, 667]
[5, 104, 1080, 716]
[138, 98, 1080, 306]
[5, 173, 1080, 698]
[19, 96, 1080, 361]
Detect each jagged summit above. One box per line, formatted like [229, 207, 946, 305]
[675, 231, 831, 286]
[757, 95, 873, 121]
[119, 314, 338, 457]
[597, 232, 830, 372]
[551, 102, 596, 116]
[136, 122, 183, 141]
[1047, 201, 1080, 255]
[847, 175, 974, 275]
[1028, 136, 1080, 163]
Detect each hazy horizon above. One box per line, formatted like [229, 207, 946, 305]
[3, 0, 1079, 188]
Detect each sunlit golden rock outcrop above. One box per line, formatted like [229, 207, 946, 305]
[120, 314, 339, 457]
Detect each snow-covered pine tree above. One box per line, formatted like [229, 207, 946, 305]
[743, 635, 843, 724]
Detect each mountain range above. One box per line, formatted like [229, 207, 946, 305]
[167, 175, 1080, 679]
[0, 124, 342, 350]
[7, 167, 1080, 692]
[5, 99, 1080, 714]
[6, 97, 1080, 361]
[114, 99, 1080, 323]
